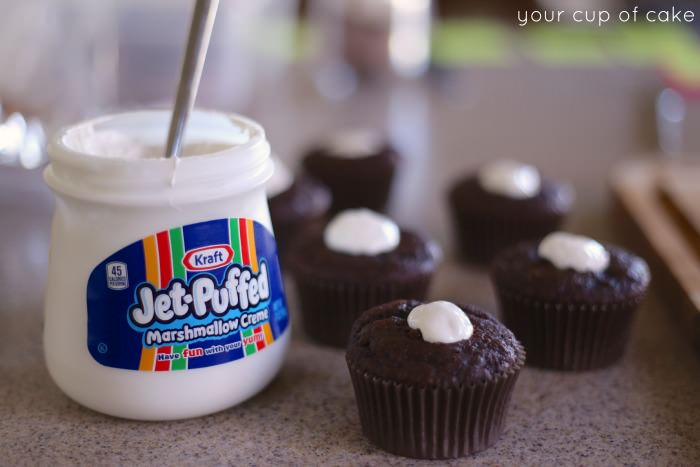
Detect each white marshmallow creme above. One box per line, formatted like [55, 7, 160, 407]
[407, 301, 474, 344]
[538, 231, 610, 274]
[323, 208, 400, 256]
[478, 160, 541, 199]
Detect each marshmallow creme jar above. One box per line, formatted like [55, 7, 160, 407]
[43, 111, 291, 420]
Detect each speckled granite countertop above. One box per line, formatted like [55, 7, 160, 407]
[3, 67, 700, 465]
[3, 255, 700, 466]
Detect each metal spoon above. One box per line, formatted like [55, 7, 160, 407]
[165, 0, 220, 159]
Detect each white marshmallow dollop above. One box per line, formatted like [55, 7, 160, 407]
[538, 231, 610, 273]
[477, 160, 541, 199]
[326, 130, 384, 158]
[266, 156, 294, 198]
[407, 301, 474, 344]
[323, 208, 400, 255]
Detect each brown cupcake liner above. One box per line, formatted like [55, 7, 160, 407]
[494, 285, 646, 371]
[294, 273, 432, 348]
[450, 211, 564, 265]
[346, 345, 525, 459]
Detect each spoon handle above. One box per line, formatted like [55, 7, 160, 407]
[165, 0, 220, 159]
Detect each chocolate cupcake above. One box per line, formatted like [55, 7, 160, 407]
[302, 130, 399, 213]
[267, 156, 331, 255]
[287, 209, 439, 347]
[448, 160, 574, 264]
[346, 299, 525, 459]
[491, 232, 650, 371]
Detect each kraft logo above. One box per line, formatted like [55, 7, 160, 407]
[182, 245, 234, 271]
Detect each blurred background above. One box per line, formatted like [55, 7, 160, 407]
[1, 0, 700, 277]
[1, 0, 699, 164]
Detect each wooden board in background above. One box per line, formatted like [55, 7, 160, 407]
[612, 159, 700, 349]
[660, 164, 700, 239]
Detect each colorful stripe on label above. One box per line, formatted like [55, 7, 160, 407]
[170, 227, 186, 280]
[156, 231, 173, 288]
[136, 218, 274, 372]
[143, 235, 159, 287]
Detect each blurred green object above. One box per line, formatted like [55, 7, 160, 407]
[290, 18, 515, 67]
[289, 18, 700, 72]
[524, 25, 610, 67]
[656, 26, 700, 88]
[665, 58, 700, 89]
[515, 22, 700, 71]
[290, 20, 318, 61]
[249, 19, 316, 63]
[431, 19, 513, 66]
[610, 23, 700, 66]
[253, 18, 309, 62]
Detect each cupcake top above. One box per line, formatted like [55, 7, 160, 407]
[538, 231, 610, 273]
[478, 160, 541, 199]
[288, 209, 438, 282]
[407, 301, 474, 343]
[323, 208, 400, 255]
[347, 299, 524, 387]
[267, 157, 331, 226]
[449, 160, 574, 219]
[303, 130, 398, 169]
[268, 176, 331, 225]
[491, 232, 650, 303]
[324, 130, 385, 159]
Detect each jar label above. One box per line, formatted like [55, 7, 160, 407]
[86, 218, 289, 371]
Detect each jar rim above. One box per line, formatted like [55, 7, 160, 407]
[48, 109, 265, 167]
[44, 110, 272, 206]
